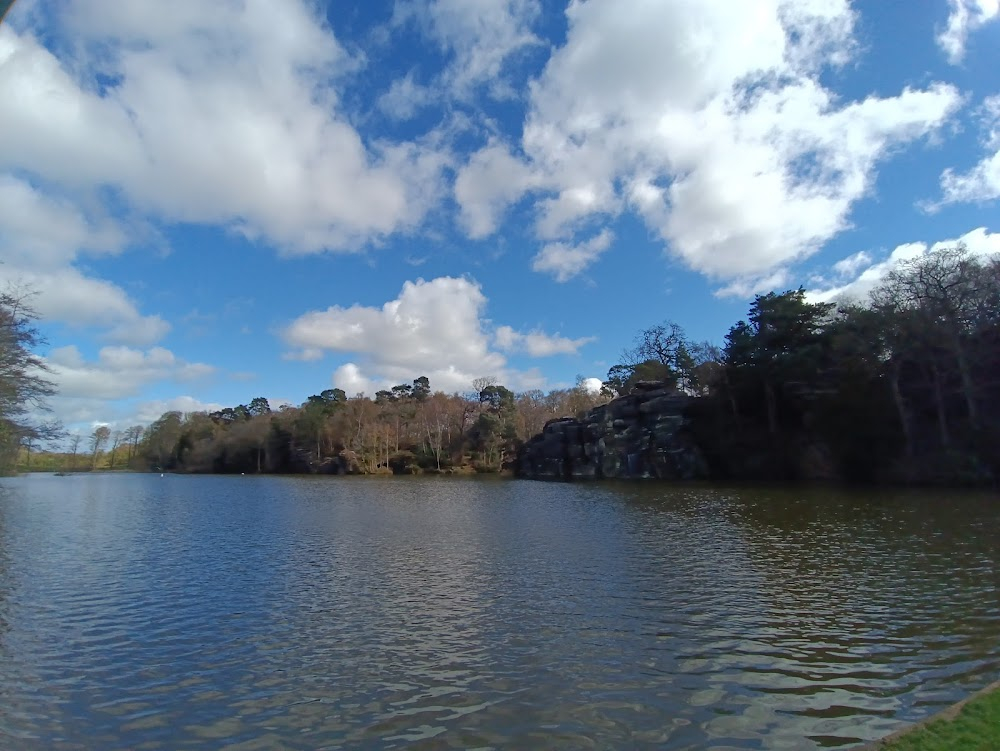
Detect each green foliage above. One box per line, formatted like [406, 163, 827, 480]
[66, 245, 999, 487]
[412, 376, 430, 401]
[144, 411, 183, 470]
[118, 368, 612, 476]
[704, 250, 1000, 483]
[602, 320, 697, 396]
[478, 384, 515, 413]
[248, 397, 271, 416]
[724, 288, 835, 436]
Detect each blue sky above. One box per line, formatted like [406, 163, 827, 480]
[1, 0, 998, 435]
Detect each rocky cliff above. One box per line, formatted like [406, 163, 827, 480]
[516, 382, 708, 481]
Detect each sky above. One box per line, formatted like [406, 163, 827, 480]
[1, 0, 999, 436]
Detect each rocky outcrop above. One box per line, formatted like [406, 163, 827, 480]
[516, 382, 708, 481]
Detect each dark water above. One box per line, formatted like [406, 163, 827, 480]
[0, 475, 997, 750]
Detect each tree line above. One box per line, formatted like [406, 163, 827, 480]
[604, 244, 1000, 484]
[133, 376, 606, 475]
[6, 243, 998, 484]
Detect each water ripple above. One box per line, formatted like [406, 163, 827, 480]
[0, 475, 997, 749]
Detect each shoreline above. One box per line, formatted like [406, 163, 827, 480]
[857, 679, 1000, 750]
[10, 468, 999, 489]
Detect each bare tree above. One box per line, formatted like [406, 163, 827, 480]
[0, 287, 60, 472]
[108, 430, 124, 470]
[125, 425, 145, 465]
[90, 426, 111, 469]
[68, 433, 82, 471]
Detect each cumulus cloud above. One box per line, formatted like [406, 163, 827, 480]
[399, 0, 541, 99]
[809, 226, 1000, 304]
[0, 2, 448, 254]
[455, 140, 539, 237]
[39, 345, 216, 430]
[715, 269, 792, 299]
[0, 175, 125, 268]
[0, 175, 169, 344]
[378, 71, 436, 121]
[283, 276, 590, 393]
[132, 396, 226, 426]
[457, 0, 961, 285]
[1, 0, 459, 345]
[0, 264, 170, 346]
[55, 394, 227, 436]
[46, 345, 215, 401]
[494, 326, 594, 356]
[531, 230, 614, 282]
[937, 0, 1000, 63]
[938, 95, 1000, 205]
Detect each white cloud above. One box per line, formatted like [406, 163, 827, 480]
[331, 363, 381, 398]
[809, 226, 1000, 304]
[0, 2, 448, 254]
[0, 264, 170, 346]
[580, 377, 603, 394]
[378, 71, 436, 121]
[457, 0, 960, 283]
[0, 165, 167, 345]
[37, 345, 217, 430]
[455, 140, 538, 237]
[937, 0, 1000, 63]
[938, 95, 1000, 205]
[831, 250, 873, 278]
[45, 345, 216, 401]
[494, 326, 594, 356]
[47, 393, 225, 436]
[284, 276, 505, 393]
[531, 230, 614, 282]
[132, 396, 225, 425]
[401, 0, 541, 99]
[0, 175, 125, 268]
[715, 268, 792, 299]
[283, 276, 587, 393]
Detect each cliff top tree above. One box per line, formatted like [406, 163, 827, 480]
[603, 321, 694, 396]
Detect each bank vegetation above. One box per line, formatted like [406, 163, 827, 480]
[12, 244, 1000, 485]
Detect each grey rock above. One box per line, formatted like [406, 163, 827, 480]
[517, 388, 708, 482]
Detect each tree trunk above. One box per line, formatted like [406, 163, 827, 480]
[888, 362, 914, 458]
[930, 361, 951, 448]
[764, 379, 778, 436]
[954, 344, 978, 428]
[722, 369, 740, 425]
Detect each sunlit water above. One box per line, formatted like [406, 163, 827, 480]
[0, 474, 997, 750]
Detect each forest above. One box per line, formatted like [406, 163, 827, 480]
[6, 243, 1000, 484]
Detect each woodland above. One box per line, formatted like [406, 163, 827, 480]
[8, 245, 1000, 485]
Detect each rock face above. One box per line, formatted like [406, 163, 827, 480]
[516, 383, 708, 481]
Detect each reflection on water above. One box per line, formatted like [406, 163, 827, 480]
[0, 475, 997, 749]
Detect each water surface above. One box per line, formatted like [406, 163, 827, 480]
[0, 474, 997, 749]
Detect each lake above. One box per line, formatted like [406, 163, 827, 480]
[0, 474, 997, 749]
